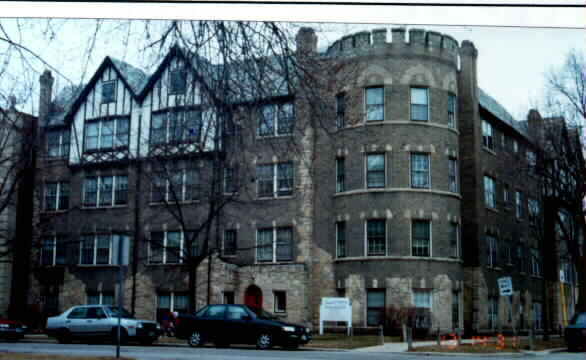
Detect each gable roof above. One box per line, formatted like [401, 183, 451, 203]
[54, 57, 149, 125]
[478, 87, 529, 140]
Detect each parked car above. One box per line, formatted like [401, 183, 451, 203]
[46, 305, 161, 345]
[565, 312, 586, 352]
[0, 318, 26, 341]
[175, 304, 311, 349]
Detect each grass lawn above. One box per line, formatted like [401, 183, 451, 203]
[0, 355, 134, 360]
[411, 337, 566, 353]
[307, 334, 401, 349]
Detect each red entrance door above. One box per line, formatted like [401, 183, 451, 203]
[244, 285, 263, 313]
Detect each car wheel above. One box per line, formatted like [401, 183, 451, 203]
[256, 333, 273, 350]
[56, 329, 72, 344]
[111, 327, 128, 345]
[188, 330, 204, 347]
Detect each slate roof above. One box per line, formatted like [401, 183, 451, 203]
[478, 88, 528, 139]
[47, 84, 84, 127]
[110, 57, 149, 95]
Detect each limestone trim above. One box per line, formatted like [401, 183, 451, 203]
[335, 120, 460, 135]
[333, 188, 462, 199]
[333, 255, 463, 263]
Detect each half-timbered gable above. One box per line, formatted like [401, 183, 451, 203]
[139, 47, 216, 158]
[69, 57, 147, 165]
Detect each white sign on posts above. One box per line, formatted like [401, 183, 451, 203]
[560, 269, 566, 283]
[319, 297, 352, 335]
[498, 277, 513, 296]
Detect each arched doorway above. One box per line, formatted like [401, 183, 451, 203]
[244, 285, 263, 313]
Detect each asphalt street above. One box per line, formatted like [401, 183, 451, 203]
[0, 342, 584, 360]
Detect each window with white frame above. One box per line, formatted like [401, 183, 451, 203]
[87, 291, 114, 305]
[84, 117, 129, 152]
[224, 167, 239, 194]
[365, 87, 384, 121]
[169, 69, 187, 94]
[44, 182, 69, 211]
[83, 174, 128, 207]
[149, 231, 195, 264]
[413, 290, 432, 308]
[157, 292, 188, 322]
[513, 139, 519, 153]
[488, 297, 498, 329]
[561, 260, 573, 284]
[487, 234, 498, 268]
[367, 290, 385, 326]
[40, 235, 66, 266]
[256, 162, 293, 198]
[449, 222, 459, 259]
[530, 248, 541, 277]
[46, 128, 70, 159]
[151, 164, 200, 203]
[80, 234, 128, 265]
[366, 153, 385, 189]
[336, 158, 345, 193]
[448, 94, 457, 129]
[336, 221, 346, 258]
[256, 227, 292, 263]
[527, 150, 537, 171]
[515, 191, 524, 219]
[102, 80, 116, 103]
[482, 119, 494, 150]
[274, 291, 287, 313]
[410, 87, 429, 121]
[366, 219, 386, 256]
[336, 93, 346, 128]
[412, 220, 431, 257]
[533, 302, 542, 329]
[448, 158, 458, 192]
[503, 184, 509, 204]
[223, 229, 237, 256]
[258, 102, 295, 137]
[411, 153, 430, 189]
[484, 176, 496, 209]
[151, 109, 201, 145]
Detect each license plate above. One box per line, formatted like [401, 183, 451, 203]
[301, 335, 307, 341]
[148, 331, 155, 337]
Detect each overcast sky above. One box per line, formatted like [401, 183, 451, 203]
[1, 2, 584, 121]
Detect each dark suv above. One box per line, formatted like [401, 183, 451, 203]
[175, 304, 311, 349]
[565, 312, 586, 352]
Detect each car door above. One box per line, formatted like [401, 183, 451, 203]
[85, 306, 110, 336]
[199, 305, 226, 343]
[224, 305, 256, 345]
[66, 307, 89, 336]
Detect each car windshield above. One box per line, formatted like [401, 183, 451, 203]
[571, 313, 585, 326]
[104, 306, 134, 319]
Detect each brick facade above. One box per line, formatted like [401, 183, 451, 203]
[23, 26, 576, 334]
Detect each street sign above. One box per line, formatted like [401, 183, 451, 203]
[498, 277, 513, 296]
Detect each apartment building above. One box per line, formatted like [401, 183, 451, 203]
[27, 26, 573, 333]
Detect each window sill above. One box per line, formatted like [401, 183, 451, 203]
[333, 188, 462, 199]
[76, 264, 120, 268]
[146, 263, 184, 267]
[81, 205, 129, 210]
[43, 156, 69, 162]
[221, 254, 237, 258]
[40, 209, 69, 214]
[256, 195, 294, 201]
[520, 271, 527, 276]
[334, 256, 463, 263]
[531, 275, 543, 279]
[482, 147, 497, 156]
[254, 261, 295, 265]
[256, 134, 293, 140]
[150, 200, 200, 206]
[486, 207, 499, 213]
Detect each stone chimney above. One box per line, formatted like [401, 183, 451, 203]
[296, 27, 318, 55]
[527, 109, 544, 146]
[39, 70, 54, 126]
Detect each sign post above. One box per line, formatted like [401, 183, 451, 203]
[114, 236, 129, 359]
[319, 297, 352, 336]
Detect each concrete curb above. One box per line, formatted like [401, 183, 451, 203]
[401, 352, 525, 357]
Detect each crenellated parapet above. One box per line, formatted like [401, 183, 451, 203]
[324, 27, 463, 66]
